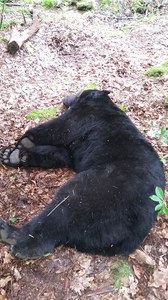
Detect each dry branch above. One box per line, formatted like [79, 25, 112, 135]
[7, 10, 40, 55]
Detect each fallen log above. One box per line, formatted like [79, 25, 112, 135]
[7, 10, 40, 55]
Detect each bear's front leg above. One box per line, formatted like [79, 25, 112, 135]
[0, 218, 57, 259]
[0, 145, 72, 168]
[0, 219, 18, 245]
[0, 146, 28, 166]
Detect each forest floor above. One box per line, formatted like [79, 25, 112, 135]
[0, 5, 168, 300]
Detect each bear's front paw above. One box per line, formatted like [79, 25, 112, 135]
[0, 218, 8, 241]
[0, 218, 16, 245]
[0, 146, 28, 166]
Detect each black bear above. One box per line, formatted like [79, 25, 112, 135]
[0, 90, 165, 259]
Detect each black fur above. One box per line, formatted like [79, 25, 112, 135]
[0, 90, 165, 259]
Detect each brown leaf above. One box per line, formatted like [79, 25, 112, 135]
[3, 251, 13, 264]
[132, 265, 141, 279]
[0, 277, 11, 289]
[149, 267, 168, 290]
[130, 249, 156, 266]
[13, 268, 22, 281]
[70, 275, 94, 295]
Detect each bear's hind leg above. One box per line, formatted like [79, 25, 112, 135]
[0, 216, 62, 259]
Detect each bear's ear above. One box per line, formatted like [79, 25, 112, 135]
[63, 91, 82, 108]
[91, 90, 111, 99]
[103, 90, 110, 95]
[80, 90, 111, 100]
[63, 90, 111, 108]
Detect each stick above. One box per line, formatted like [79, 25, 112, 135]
[47, 196, 70, 217]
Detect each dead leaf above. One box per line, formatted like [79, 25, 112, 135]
[0, 294, 8, 300]
[161, 229, 168, 239]
[13, 268, 22, 281]
[3, 251, 13, 264]
[130, 249, 156, 266]
[149, 267, 168, 290]
[132, 265, 141, 279]
[0, 277, 11, 289]
[70, 275, 94, 295]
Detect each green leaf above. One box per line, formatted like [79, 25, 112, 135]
[160, 154, 168, 165]
[162, 206, 168, 215]
[9, 217, 17, 223]
[149, 195, 160, 202]
[155, 187, 164, 200]
[162, 137, 168, 144]
[158, 210, 164, 216]
[160, 125, 167, 135]
[155, 203, 163, 211]
[43, 252, 51, 257]
[25, 107, 57, 119]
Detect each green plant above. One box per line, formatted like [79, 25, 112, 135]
[76, 0, 94, 11]
[163, 92, 168, 106]
[119, 103, 128, 112]
[150, 187, 168, 216]
[111, 259, 132, 289]
[151, 122, 168, 144]
[145, 61, 168, 77]
[0, 35, 7, 42]
[43, 252, 51, 257]
[155, 125, 168, 144]
[41, 0, 55, 8]
[0, 20, 18, 29]
[99, 0, 123, 12]
[9, 217, 17, 224]
[160, 154, 168, 165]
[131, 0, 147, 14]
[17, 7, 30, 14]
[84, 79, 97, 90]
[25, 107, 57, 119]
[99, 0, 112, 9]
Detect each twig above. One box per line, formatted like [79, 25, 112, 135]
[86, 286, 116, 297]
[22, 12, 26, 25]
[47, 195, 70, 217]
[5, 3, 25, 6]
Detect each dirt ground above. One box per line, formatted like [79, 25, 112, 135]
[0, 6, 168, 300]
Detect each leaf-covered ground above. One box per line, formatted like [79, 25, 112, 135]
[0, 7, 168, 300]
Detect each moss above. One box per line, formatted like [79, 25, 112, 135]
[145, 60, 168, 77]
[76, 0, 94, 11]
[84, 80, 97, 89]
[119, 103, 128, 112]
[111, 259, 132, 289]
[25, 107, 57, 119]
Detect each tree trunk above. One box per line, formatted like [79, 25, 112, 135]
[7, 10, 40, 55]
